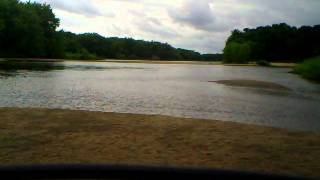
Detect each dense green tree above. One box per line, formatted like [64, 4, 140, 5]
[0, 0, 61, 58]
[223, 42, 251, 63]
[224, 23, 320, 63]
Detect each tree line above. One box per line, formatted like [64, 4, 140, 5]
[0, 0, 222, 61]
[224, 23, 320, 63]
[59, 31, 222, 61]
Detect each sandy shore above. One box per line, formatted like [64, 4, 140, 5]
[212, 80, 292, 91]
[0, 108, 319, 178]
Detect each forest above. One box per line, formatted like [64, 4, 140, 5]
[224, 23, 320, 63]
[0, 0, 221, 61]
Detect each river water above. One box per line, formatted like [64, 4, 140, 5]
[1, 60, 320, 131]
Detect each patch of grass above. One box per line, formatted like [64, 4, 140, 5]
[0, 108, 320, 178]
[293, 56, 320, 82]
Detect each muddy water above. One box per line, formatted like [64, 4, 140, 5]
[0, 60, 320, 131]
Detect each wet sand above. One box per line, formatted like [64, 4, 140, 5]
[212, 80, 292, 91]
[0, 108, 319, 178]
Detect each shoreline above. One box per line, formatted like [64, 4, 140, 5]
[0, 58, 220, 65]
[1, 108, 319, 178]
[1, 58, 296, 67]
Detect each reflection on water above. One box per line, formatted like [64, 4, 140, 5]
[0, 60, 147, 72]
[0, 60, 320, 131]
[0, 60, 66, 71]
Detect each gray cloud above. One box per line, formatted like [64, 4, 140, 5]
[225, 0, 320, 29]
[168, 0, 320, 33]
[168, 0, 219, 31]
[253, 0, 320, 26]
[135, 17, 178, 38]
[37, 0, 111, 17]
[174, 31, 229, 53]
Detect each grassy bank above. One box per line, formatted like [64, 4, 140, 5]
[0, 108, 319, 178]
[294, 56, 320, 82]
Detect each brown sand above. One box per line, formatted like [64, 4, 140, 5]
[0, 108, 319, 178]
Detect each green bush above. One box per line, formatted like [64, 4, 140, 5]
[256, 60, 271, 66]
[294, 56, 320, 81]
[223, 42, 251, 64]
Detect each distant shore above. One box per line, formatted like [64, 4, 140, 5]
[0, 58, 221, 65]
[1, 108, 319, 178]
[0, 58, 296, 67]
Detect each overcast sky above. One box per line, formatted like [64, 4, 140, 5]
[22, 0, 320, 53]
